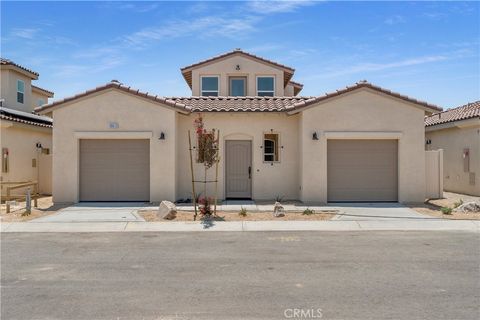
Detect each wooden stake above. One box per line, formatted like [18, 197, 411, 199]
[188, 130, 198, 221]
[214, 130, 220, 215]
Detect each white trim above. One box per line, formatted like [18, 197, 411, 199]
[324, 131, 403, 139]
[74, 131, 153, 139]
[200, 75, 219, 96]
[256, 75, 275, 96]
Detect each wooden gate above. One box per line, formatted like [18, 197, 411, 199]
[426, 149, 444, 199]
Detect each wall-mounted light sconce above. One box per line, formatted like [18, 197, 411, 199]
[235, 64, 241, 70]
[159, 132, 166, 140]
[36, 142, 43, 149]
[425, 139, 431, 145]
[312, 132, 319, 140]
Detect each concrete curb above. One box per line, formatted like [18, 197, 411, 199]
[1, 220, 479, 233]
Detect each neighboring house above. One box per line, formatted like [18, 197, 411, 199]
[0, 58, 54, 195]
[425, 101, 480, 196]
[36, 49, 441, 204]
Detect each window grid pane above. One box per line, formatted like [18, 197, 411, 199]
[17, 92, 24, 103]
[257, 77, 274, 91]
[17, 80, 25, 93]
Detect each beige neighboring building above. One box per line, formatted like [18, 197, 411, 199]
[0, 58, 54, 195]
[36, 49, 441, 204]
[425, 101, 480, 196]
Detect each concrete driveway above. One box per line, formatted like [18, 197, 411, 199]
[330, 203, 433, 221]
[31, 202, 146, 222]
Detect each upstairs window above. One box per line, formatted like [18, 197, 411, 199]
[17, 80, 25, 104]
[201, 76, 219, 96]
[229, 77, 246, 96]
[257, 76, 274, 96]
[264, 133, 279, 162]
[37, 99, 45, 106]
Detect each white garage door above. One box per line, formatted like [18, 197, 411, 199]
[79, 139, 150, 201]
[327, 140, 398, 202]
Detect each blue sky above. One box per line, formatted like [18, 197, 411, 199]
[1, 1, 479, 108]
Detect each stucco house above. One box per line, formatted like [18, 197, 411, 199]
[0, 58, 54, 195]
[425, 101, 480, 196]
[36, 49, 441, 204]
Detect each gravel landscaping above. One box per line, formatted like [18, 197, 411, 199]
[138, 209, 336, 222]
[410, 192, 480, 220]
[0, 196, 67, 222]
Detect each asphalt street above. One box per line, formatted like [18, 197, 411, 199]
[1, 231, 479, 320]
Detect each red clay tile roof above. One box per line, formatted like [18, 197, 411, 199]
[35, 80, 441, 115]
[287, 80, 442, 114]
[180, 49, 295, 89]
[32, 85, 54, 97]
[166, 96, 314, 112]
[35, 81, 190, 114]
[0, 107, 52, 128]
[425, 100, 480, 127]
[0, 58, 39, 78]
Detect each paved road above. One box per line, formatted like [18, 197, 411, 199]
[2, 232, 479, 320]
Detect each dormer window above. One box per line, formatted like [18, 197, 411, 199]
[201, 76, 219, 96]
[257, 76, 275, 97]
[17, 80, 25, 103]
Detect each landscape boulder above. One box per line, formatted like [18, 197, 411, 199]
[158, 201, 177, 220]
[273, 201, 285, 217]
[454, 202, 480, 213]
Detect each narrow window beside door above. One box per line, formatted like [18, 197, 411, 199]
[264, 133, 279, 162]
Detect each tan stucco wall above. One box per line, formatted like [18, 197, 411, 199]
[48, 87, 429, 204]
[0, 69, 34, 112]
[0, 121, 52, 195]
[426, 121, 480, 196]
[32, 90, 50, 109]
[51, 89, 177, 203]
[176, 112, 300, 201]
[300, 88, 427, 204]
[284, 84, 294, 97]
[191, 55, 285, 96]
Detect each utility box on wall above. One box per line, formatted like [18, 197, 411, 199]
[2, 148, 9, 173]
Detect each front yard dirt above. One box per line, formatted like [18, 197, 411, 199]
[410, 192, 480, 220]
[139, 209, 336, 222]
[0, 196, 67, 222]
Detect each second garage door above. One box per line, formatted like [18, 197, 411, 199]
[79, 139, 150, 201]
[327, 140, 398, 202]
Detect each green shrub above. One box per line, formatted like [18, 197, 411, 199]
[441, 207, 453, 215]
[302, 208, 315, 215]
[238, 207, 247, 217]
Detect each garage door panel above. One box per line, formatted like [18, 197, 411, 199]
[327, 140, 398, 202]
[80, 139, 150, 201]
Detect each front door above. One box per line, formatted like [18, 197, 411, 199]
[225, 140, 252, 199]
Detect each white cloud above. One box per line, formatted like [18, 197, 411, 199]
[384, 15, 406, 25]
[248, 0, 316, 14]
[122, 15, 259, 48]
[11, 28, 40, 39]
[305, 55, 450, 80]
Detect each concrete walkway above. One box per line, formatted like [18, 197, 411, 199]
[32, 202, 146, 222]
[330, 203, 432, 221]
[2, 219, 478, 233]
